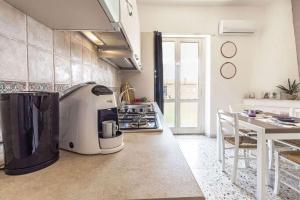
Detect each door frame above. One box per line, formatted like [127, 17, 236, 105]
[162, 37, 206, 134]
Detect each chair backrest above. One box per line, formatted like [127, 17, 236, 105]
[290, 107, 300, 118]
[217, 110, 240, 144]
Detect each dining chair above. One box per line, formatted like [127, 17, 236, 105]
[290, 107, 300, 118]
[273, 149, 300, 195]
[228, 104, 257, 137]
[272, 107, 300, 169]
[217, 110, 257, 184]
[229, 104, 279, 171]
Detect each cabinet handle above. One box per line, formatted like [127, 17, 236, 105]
[126, 0, 133, 16]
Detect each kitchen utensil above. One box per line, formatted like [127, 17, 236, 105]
[120, 82, 135, 104]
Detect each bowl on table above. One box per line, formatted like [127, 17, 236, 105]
[243, 109, 263, 117]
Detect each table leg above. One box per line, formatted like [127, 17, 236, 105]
[257, 129, 267, 200]
[268, 140, 274, 170]
[216, 114, 221, 162]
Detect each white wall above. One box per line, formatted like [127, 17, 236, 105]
[249, 0, 299, 97]
[122, 4, 264, 136]
[121, 32, 155, 101]
[138, 5, 264, 34]
[122, 0, 299, 137]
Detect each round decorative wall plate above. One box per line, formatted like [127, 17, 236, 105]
[220, 62, 237, 79]
[221, 41, 237, 58]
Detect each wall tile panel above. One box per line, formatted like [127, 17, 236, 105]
[82, 37, 95, 51]
[71, 38, 82, 63]
[82, 64, 92, 82]
[27, 16, 53, 51]
[71, 32, 83, 43]
[0, 1, 26, 41]
[0, 2, 119, 93]
[83, 47, 92, 65]
[54, 55, 71, 84]
[54, 31, 70, 58]
[28, 46, 54, 83]
[71, 62, 83, 84]
[0, 36, 27, 81]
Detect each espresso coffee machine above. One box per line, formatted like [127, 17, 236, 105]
[0, 92, 59, 175]
[59, 82, 124, 154]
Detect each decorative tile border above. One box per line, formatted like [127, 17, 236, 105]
[54, 84, 71, 92]
[28, 82, 53, 92]
[0, 81, 26, 93]
[0, 81, 120, 94]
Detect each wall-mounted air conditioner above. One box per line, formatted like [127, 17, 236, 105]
[219, 20, 257, 35]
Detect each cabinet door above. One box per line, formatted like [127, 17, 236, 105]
[98, 0, 120, 22]
[120, 0, 141, 68]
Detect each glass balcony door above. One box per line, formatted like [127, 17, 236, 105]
[162, 38, 204, 134]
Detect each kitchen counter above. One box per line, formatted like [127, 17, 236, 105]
[0, 103, 204, 200]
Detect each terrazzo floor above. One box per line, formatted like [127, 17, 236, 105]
[175, 135, 300, 200]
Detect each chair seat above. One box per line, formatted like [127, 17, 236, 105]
[224, 136, 257, 148]
[281, 140, 300, 148]
[279, 151, 300, 164]
[239, 129, 254, 133]
[239, 129, 257, 137]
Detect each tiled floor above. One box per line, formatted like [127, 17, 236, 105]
[175, 135, 300, 200]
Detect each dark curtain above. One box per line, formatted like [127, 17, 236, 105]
[154, 31, 164, 113]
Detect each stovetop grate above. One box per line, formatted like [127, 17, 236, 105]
[118, 111, 159, 130]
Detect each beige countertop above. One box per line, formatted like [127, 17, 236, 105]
[0, 104, 204, 200]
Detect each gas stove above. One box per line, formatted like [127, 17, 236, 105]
[118, 104, 163, 132]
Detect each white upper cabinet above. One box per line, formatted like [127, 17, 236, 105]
[5, 0, 114, 31]
[99, 0, 120, 23]
[99, 0, 141, 70]
[120, 0, 141, 68]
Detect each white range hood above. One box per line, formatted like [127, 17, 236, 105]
[5, 0, 141, 71]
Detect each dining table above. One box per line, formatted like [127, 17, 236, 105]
[217, 112, 300, 200]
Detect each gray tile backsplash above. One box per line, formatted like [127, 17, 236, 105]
[82, 64, 92, 82]
[82, 37, 95, 52]
[71, 62, 83, 85]
[83, 47, 93, 65]
[28, 46, 54, 83]
[0, 1, 120, 93]
[71, 37, 83, 63]
[54, 55, 71, 84]
[0, 1, 26, 42]
[54, 31, 70, 58]
[27, 16, 53, 51]
[0, 36, 27, 81]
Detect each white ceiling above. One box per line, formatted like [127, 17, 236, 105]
[137, 0, 271, 6]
